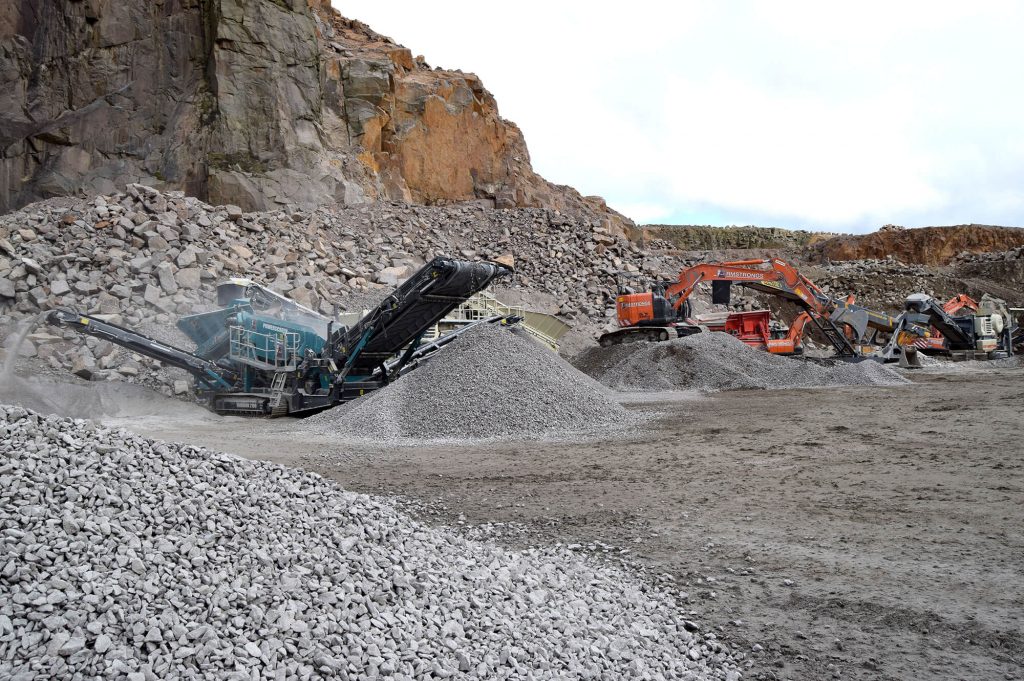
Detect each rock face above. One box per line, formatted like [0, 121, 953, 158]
[809, 224, 1024, 266]
[0, 0, 625, 230]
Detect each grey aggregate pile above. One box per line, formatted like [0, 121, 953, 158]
[306, 324, 640, 444]
[573, 332, 909, 393]
[0, 405, 741, 680]
[911, 354, 1023, 373]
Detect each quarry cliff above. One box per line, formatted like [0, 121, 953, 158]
[643, 223, 1024, 267]
[807, 224, 1024, 266]
[0, 0, 624, 229]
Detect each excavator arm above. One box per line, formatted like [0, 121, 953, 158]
[660, 259, 857, 356]
[663, 259, 835, 314]
[943, 294, 979, 315]
[606, 257, 906, 358]
[787, 311, 813, 341]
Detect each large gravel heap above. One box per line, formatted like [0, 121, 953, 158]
[574, 332, 909, 392]
[0, 405, 739, 680]
[306, 324, 639, 444]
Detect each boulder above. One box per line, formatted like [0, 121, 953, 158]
[174, 268, 202, 290]
[50, 279, 71, 296]
[156, 264, 178, 294]
[376, 266, 410, 286]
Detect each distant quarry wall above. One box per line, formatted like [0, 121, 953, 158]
[642, 223, 1024, 266]
[807, 224, 1024, 266]
[640, 224, 835, 251]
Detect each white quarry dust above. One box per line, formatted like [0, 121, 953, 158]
[574, 332, 909, 393]
[0, 404, 740, 680]
[0, 374, 207, 423]
[306, 324, 643, 445]
[1, 313, 47, 383]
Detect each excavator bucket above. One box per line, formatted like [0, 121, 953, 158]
[898, 345, 923, 369]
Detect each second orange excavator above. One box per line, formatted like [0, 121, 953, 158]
[700, 309, 814, 355]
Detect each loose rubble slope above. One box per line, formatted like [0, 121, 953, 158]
[574, 332, 908, 392]
[306, 324, 639, 444]
[0, 405, 739, 680]
[0, 185, 680, 395]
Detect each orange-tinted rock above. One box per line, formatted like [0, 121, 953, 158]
[811, 225, 1024, 266]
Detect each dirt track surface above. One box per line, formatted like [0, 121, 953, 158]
[125, 369, 1024, 681]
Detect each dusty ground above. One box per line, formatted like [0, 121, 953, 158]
[18, 367, 1024, 681]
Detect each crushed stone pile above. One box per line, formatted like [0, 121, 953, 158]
[573, 332, 909, 393]
[911, 354, 1023, 373]
[0, 404, 741, 680]
[306, 324, 640, 444]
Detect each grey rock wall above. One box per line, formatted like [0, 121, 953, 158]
[0, 0, 373, 214]
[1, 0, 212, 212]
[0, 0, 633, 235]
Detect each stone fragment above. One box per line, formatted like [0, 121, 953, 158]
[375, 266, 410, 286]
[143, 284, 161, 306]
[156, 264, 178, 294]
[229, 244, 253, 259]
[174, 268, 201, 290]
[71, 357, 95, 380]
[58, 633, 86, 656]
[494, 253, 515, 269]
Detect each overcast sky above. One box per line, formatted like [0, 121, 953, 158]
[332, 1, 1024, 233]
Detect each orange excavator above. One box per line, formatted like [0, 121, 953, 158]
[600, 258, 898, 357]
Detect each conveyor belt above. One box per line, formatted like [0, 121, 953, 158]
[332, 257, 509, 373]
[45, 309, 237, 388]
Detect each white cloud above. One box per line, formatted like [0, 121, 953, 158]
[331, 1, 1024, 232]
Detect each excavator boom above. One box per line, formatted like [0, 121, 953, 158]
[662, 259, 858, 356]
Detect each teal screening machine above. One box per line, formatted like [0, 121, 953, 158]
[46, 257, 511, 416]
